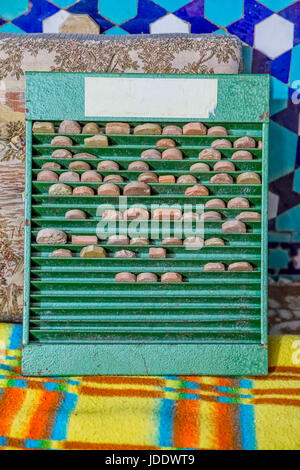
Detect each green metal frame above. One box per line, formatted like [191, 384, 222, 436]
[22, 72, 269, 376]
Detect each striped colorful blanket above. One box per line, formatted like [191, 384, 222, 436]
[0, 323, 300, 450]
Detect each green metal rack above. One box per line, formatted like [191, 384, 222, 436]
[22, 72, 269, 376]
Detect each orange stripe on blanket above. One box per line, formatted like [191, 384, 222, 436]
[82, 376, 166, 387]
[27, 390, 62, 440]
[63, 441, 161, 450]
[173, 398, 200, 449]
[80, 386, 164, 399]
[215, 378, 241, 450]
[0, 388, 26, 436]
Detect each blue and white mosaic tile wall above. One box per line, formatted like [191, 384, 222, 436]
[0, 0, 299, 276]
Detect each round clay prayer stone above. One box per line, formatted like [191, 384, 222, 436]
[204, 237, 225, 246]
[51, 136, 73, 146]
[52, 149, 73, 159]
[162, 148, 183, 160]
[58, 120, 81, 134]
[80, 246, 106, 258]
[231, 150, 253, 160]
[200, 211, 222, 221]
[236, 172, 261, 184]
[222, 220, 246, 234]
[213, 161, 235, 171]
[210, 173, 233, 184]
[158, 175, 175, 184]
[115, 250, 136, 258]
[137, 273, 158, 283]
[97, 184, 120, 196]
[183, 237, 203, 248]
[103, 174, 124, 183]
[181, 212, 200, 221]
[123, 182, 151, 196]
[81, 171, 102, 182]
[203, 262, 225, 272]
[36, 228, 67, 245]
[227, 197, 250, 209]
[138, 172, 158, 184]
[73, 152, 96, 159]
[211, 139, 232, 149]
[228, 262, 253, 272]
[149, 248, 166, 258]
[141, 149, 161, 160]
[185, 185, 209, 196]
[128, 161, 149, 171]
[134, 123, 161, 135]
[84, 135, 108, 147]
[199, 148, 221, 160]
[59, 171, 80, 182]
[235, 211, 261, 221]
[51, 248, 72, 258]
[73, 186, 95, 196]
[152, 208, 182, 221]
[162, 125, 182, 135]
[162, 238, 182, 245]
[105, 122, 130, 134]
[69, 161, 91, 171]
[183, 122, 207, 135]
[123, 207, 149, 220]
[130, 238, 149, 246]
[233, 136, 256, 148]
[190, 163, 210, 172]
[177, 175, 197, 184]
[102, 210, 123, 220]
[161, 272, 182, 283]
[65, 209, 87, 219]
[49, 183, 72, 195]
[108, 235, 130, 245]
[115, 272, 137, 282]
[207, 126, 228, 136]
[33, 122, 54, 133]
[156, 138, 176, 148]
[205, 198, 226, 209]
[82, 122, 102, 134]
[37, 170, 58, 182]
[97, 160, 119, 171]
[42, 162, 61, 170]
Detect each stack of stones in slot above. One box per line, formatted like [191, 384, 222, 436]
[33, 119, 262, 283]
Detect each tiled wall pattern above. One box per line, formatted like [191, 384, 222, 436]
[0, 0, 299, 276]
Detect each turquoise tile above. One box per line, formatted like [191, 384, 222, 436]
[51, 0, 78, 7]
[0, 23, 25, 33]
[269, 247, 289, 269]
[293, 168, 300, 193]
[269, 121, 298, 182]
[257, 0, 296, 12]
[269, 231, 291, 242]
[270, 77, 288, 116]
[98, 0, 137, 25]
[154, 0, 190, 11]
[104, 26, 129, 34]
[204, 0, 243, 27]
[277, 205, 300, 231]
[289, 44, 300, 89]
[242, 46, 253, 74]
[292, 233, 300, 242]
[0, 0, 28, 20]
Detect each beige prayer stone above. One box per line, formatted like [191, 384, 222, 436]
[162, 237, 182, 245]
[123, 207, 149, 220]
[52, 149, 72, 159]
[211, 139, 232, 149]
[204, 237, 225, 246]
[128, 161, 149, 171]
[97, 160, 119, 171]
[227, 197, 250, 209]
[200, 211, 222, 221]
[97, 184, 120, 196]
[137, 273, 158, 283]
[73, 186, 94, 196]
[213, 161, 235, 172]
[36, 228, 67, 245]
[103, 174, 124, 183]
[228, 262, 253, 272]
[102, 210, 123, 220]
[181, 212, 200, 221]
[108, 235, 130, 245]
[158, 175, 176, 184]
[51, 249, 72, 258]
[138, 172, 158, 184]
[33, 121, 55, 133]
[162, 148, 183, 160]
[205, 198, 226, 209]
[141, 149, 162, 160]
[37, 170, 58, 182]
[190, 163, 210, 172]
[222, 220, 246, 233]
[59, 171, 80, 182]
[73, 152, 96, 159]
[115, 250, 136, 258]
[185, 185, 209, 196]
[123, 182, 151, 196]
[115, 272, 137, 282]
[42, 162, 61, 170]
[207, 126, 228, 136]
[84, 135, 108, 147]
[49, 183, 72, 195]
[183, 237, 203, 247]
[231, 150, 253, 160]
[236, 172, 261, 184]
[58, 120, 81, 134]
[176, 175, 197, 184]
[161, 272, 182, 283]
[210, 173, 233, 184]
[156, 138, 176, 148]
[149, 247, 166, 258]
[65, 209, 87, 219]
[258, 140, 262, 149]
[152, 208, 182, 220]
[51, 136, 73, 146]
[105, 122, 130, 134]
[235, 211, 261, 221]
[203, 262, 225, 272]
[183, 122, 207, 135]
[72, 235, 98, 245]
[233, 136, 256, 148]
[80, 245, 106, 258]
[198, 148, 221, 160]
[69, 161, 91, 171]
[134, 123, 161, 135]
[82, 122, 102, 134]
[162, 125, 182, 135]
[130, 238, 149, 246]
[81, 171, 102, 182]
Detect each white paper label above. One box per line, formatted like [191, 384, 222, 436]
[85, 77, 218, 119]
